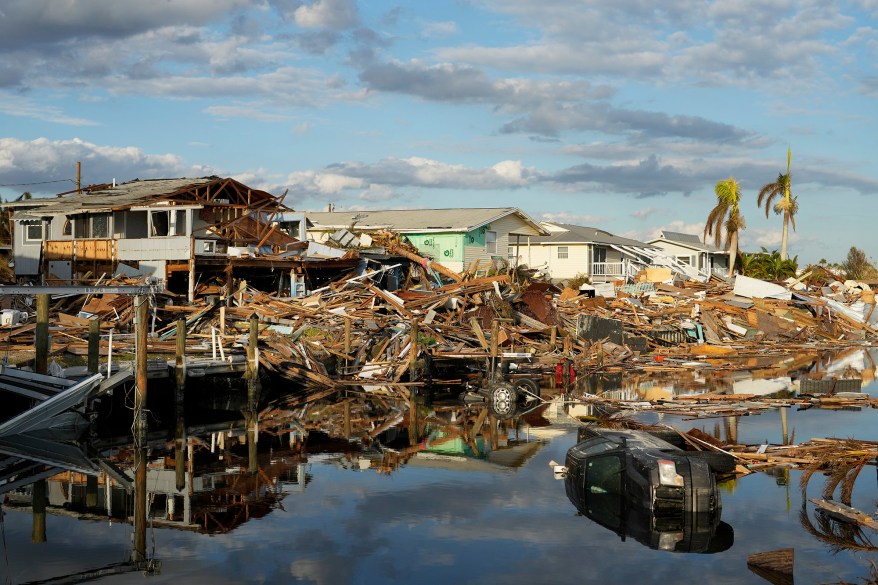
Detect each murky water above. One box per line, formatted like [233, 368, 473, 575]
[2, 350, 878, 585]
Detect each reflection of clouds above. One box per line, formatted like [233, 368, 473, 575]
[290, 556, 353, 585]
[6, 417, 878, 584]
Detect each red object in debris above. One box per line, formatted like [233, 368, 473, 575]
[654, 355, 665, 362]
[555, 361, 564, 387]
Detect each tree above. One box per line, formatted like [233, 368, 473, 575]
[842, 247, 878, 280]
[757, 147, 798, 261]
[705, 177, 745, 278]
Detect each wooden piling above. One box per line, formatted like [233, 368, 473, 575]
[35, 293, 49, 375]
[85, 475, 98, 509]
[175, 318, 186, 395]
[31, 478, 47, 543]
[87, 318, 100, 374]
[132, 294, 148, 563]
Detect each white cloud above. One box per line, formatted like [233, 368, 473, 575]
[293, 0, 358, 30]
[0, 92, 97, 126]
[421, 20, 459, 38]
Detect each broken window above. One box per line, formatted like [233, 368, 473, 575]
[62, 218, 72, 236]
[151, 210, 170, 237]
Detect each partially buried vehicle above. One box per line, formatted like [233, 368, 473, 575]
[563, 425, 733, 552]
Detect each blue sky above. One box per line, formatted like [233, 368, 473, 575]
[1, 0, 877, 265]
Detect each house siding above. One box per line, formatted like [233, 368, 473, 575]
[462, 214, 538, 274]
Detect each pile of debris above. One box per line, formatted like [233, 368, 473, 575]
[2, 247, 877, 411]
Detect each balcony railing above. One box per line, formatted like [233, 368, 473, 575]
[591, 261, 624, 277]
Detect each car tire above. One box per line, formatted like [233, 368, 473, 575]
[514, 378, 540, 401]
[689, 450, 737, 474]
[488, 383, 518, 418]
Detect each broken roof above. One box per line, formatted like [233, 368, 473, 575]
[307, 207, 547, 236]
[531, 223, 655, 248]
[650, 230, 727, 254]
[11, 177, 283, 218]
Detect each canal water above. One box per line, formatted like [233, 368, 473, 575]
[2, 350, 878, 584]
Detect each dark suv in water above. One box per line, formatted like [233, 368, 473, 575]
[564, 426, 732, 552]
[565, 426, 726, 515]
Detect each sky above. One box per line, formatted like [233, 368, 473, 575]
[0, 0, 876, 265]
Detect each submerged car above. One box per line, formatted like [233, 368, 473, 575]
[564, 426, 727, 516]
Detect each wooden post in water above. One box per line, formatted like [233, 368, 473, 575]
[174, 319, 187, 492]
[35, 293, 49, 375]
[175, 318, 186, 396]
[31, 478, 47, 543]
[132, 294, 149, 564]
[31, 297, 49, 541]
[87, 318, 100, 374]
[246, 313, 260, 475]
[85, 475, 98, 509]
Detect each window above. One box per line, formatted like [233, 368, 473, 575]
[24, 222, 43, 242]
[558, 246, 569, 259]
[151, 210, 170, 236]
[74, 216, 88, 238]
[677, 256, 692, 265]
[486, 230, 497, 254]
[593, 247, 607, 263]
[173, 209, 187, 236]
[62, 219, 72, 236]
[91, 214, 110, 238]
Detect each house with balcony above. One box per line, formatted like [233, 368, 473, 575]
[306, 207, 547, 275]
[646, 231, 730, 278]
[518, 222, 658, 284]
[5, 177, 358, 299]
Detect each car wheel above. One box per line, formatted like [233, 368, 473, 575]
[689, 450, 737, 474]
[514, 378, 540, 401]
[488, 383, 518, 418]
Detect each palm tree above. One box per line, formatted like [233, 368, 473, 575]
[704, 177, 745, 278]
[757, 147, 797, 261]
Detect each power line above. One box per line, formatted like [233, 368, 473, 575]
[0, 178, 74, 188]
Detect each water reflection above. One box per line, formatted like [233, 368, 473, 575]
[575, 347, 878, 402]
[1, 353, 878, 584]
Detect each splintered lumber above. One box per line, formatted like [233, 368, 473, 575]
[747, 548, 794, 585]
[809, 499, 878, 529]
[386, 242, 463, 282]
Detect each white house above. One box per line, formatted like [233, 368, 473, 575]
[518, 222, 657, 283]
[646, 231, 730, 277]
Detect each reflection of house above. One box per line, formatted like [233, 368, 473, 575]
[307, 208, 547, 275]
[5, 177, 357, 299]
[521, 222, 656, 283]
[646, 231, 729, 277]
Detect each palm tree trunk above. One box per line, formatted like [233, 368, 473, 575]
[780, 212, 789, 260]
[727, 231, 738, 278]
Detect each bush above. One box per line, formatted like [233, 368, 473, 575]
[566, 273, 591, 290]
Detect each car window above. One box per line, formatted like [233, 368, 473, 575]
[585, 454, 623, 495]
[580, 438, 617, 456]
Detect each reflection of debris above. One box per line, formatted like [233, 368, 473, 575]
[747, 548, 794, 585]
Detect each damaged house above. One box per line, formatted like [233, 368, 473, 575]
[306, 207, 547, 275]
[5, 177, 358, 299]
